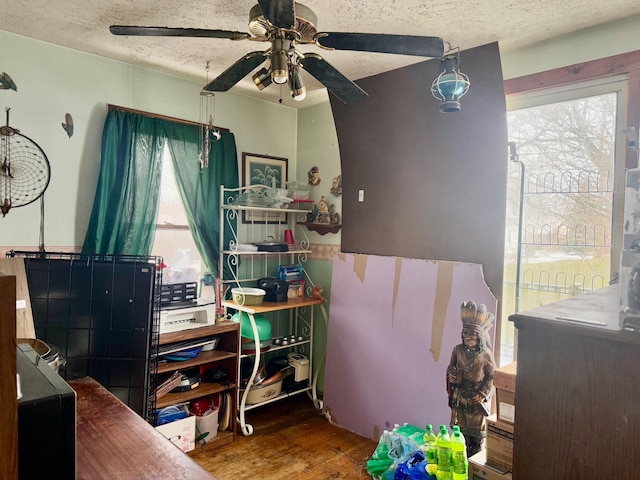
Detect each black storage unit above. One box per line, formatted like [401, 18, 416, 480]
[9, 251, 162, 421]
[17, 344, 76, 479]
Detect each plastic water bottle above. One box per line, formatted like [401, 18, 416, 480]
[451, 425, 468, 480]
[423, 424, 438, 476]
[436, 425, 451, 480]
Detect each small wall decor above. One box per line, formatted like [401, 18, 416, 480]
[61, 113, 73, 138]
[308, 166, 321, 186]
[1, 108, 51, 218]
[298, 194, 341, 234]
[316, 196, 331, 223]
[0, 72, 17, 91]
[243, 152, 288, 189]
[242, 152, 288, 224]
[330, 174, 342, 196]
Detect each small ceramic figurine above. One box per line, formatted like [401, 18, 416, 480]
[312, 285, 325, 300]
[446, 301, 497, 458]
[308, 166, 321, 186]
[330, 175, 342, 196]
[316, 196, 331, 224]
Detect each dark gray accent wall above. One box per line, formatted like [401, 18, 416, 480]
[331, 42, 507, 302]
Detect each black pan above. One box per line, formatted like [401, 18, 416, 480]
[254, 242, 289, 252]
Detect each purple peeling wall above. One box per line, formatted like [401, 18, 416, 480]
[323, 253, 496, 440]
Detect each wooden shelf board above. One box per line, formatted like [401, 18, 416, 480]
[156, 383, 236, 409]
[222, 297, 324, 314]
[159, 321, 239, 345]
[157, 350, 236, 373]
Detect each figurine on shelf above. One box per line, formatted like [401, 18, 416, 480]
[446, 301, 497, 458]
[307, 205, 319, 223]
[316, 196, 331, 224]
[312, 285, 325, 301]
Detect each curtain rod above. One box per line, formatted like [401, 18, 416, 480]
[107, 104, 230, 132]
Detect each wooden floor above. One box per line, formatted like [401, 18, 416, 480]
[189, 394, 378, 480]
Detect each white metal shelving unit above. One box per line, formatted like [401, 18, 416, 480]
[219, 185, 328, 436]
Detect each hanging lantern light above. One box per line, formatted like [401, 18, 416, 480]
[431, 50, 470, 113]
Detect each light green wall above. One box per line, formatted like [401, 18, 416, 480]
[0, 30, 297, 250]
[295, 103, 343, 393]
[501, 14, 640, 79]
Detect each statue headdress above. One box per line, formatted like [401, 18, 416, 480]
[460, 300, 494, 348]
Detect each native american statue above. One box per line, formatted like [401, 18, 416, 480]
[446, 301, 497, 457]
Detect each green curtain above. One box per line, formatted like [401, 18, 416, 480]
[82, 108, 239, 277]
[82, 109, 163, 255]
[163, 121, 239, 276]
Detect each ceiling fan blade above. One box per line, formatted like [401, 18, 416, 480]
[202, 51, 267, 92]
[110, 25, 250, 40]
[257, 0, 295, 29]
[299, 53, 368, 105]
[315, 33, 445, 58]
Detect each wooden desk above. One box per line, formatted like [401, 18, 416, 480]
[510, 286, 640, 480]
[69, 377, 216, 480]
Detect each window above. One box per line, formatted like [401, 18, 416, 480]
[500, 76, 628, 364]
[151, 145, 204, 285]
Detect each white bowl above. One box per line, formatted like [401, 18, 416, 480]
[231, 287, 266, 305]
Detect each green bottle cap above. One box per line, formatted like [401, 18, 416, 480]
[453, 425, 460, 433]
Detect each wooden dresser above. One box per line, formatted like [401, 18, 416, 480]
[0, 275, 18, 479]
[510, 285, 640, 479]
[70, 377, 217, 480]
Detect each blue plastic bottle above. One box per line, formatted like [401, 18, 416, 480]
[435, 425, 451, 480]
[451, 425, 468, 480]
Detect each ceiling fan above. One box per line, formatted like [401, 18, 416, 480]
[110, 0, 445, 104]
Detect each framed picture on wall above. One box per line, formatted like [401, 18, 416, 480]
[242, 152, 289, 224]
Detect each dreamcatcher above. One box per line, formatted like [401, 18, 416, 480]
[1, 108, 51, 247]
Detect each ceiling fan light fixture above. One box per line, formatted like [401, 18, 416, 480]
[288, 64, 306, 101]
[271, 54, 288, 84]
[252, 66, 273, 90]
[270, 38, 291, 84]
[431, 54, 470, 113]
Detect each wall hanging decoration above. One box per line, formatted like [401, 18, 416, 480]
[330, 174, 342, 196]
[61, 113, 73, 138]
[198, 62, 220, 171]
[0, 72, 17, 91]
[242, 152, 288, 224]
[308, 166, 320, 186]
[1, 108, 51, 253]
[1, 108, 51, 219]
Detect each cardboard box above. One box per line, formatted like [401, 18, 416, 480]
[493, 362, 517, 424]
[155, 414, 196, 453]
[469, 450, 512, 480]
[486, 414, 514, 472]
[496, 388, 516, 424]
[493, 361, 516, 392]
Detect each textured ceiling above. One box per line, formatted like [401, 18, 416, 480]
[2, 0, 639, 108]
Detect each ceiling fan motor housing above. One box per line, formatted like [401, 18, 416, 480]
[249, 2, 318, 41]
